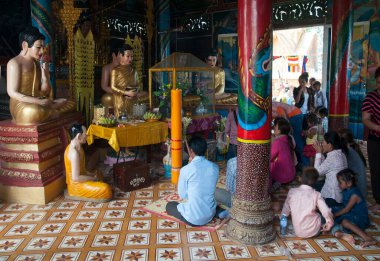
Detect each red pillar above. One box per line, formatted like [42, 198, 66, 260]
[329, 0, 353, 131]
[226, 0, 275, 245]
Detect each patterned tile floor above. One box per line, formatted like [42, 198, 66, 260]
[0, 143, 379, 260]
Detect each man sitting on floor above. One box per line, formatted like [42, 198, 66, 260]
[166, 136, 219, 226]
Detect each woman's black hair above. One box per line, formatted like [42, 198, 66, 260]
[274, 117, 295, 161]
[323, 131, 349, 155]
[338, 128, 366, 166]
[69, 123, 84, 140]
[19, 26, 45, 48]
[337, 168, 356, 187]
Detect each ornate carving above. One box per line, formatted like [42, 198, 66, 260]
[0, 152, 34, 162]
[226, 219, 276, 245]
[273, 0, 328, 28]
[0, 126, 36, 133]
[0, 163, 63, 181]
[105, 17, 147, 36]
[178, 14, 211, 33]
[229, 197, 274, 225]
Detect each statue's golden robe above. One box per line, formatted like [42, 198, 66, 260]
[10, 60, 75, 125]
[111, 65, 139, 118]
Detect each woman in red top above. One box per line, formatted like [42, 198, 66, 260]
[362, 66, 380, 213]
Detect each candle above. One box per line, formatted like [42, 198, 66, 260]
[171, 89, 182, 184]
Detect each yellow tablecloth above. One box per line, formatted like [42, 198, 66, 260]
[87, 122, 168, 152]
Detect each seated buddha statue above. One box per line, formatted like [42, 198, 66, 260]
[7, 26, 75, 125]
[205, 50, 237, 105]
[64, 123, 112, 202]
[110, 44, 140, 118]
[100, 42, 120, 110]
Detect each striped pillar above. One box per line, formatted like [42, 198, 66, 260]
[329, 0, 353, 131]
[157, 0, 170, 60]
[30, 0, 55, 94]
[225, 0, 275, 245]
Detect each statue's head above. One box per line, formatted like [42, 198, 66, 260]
[69, 123, 87, 144]
[206, 49, 218, 67]
[19, 26, 45, 60]
[109, 38, 124, 64]
[118, 44, 133, 66]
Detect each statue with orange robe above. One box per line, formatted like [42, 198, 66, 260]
[64, 123, 112, 202]
[7, 26, 75, 125]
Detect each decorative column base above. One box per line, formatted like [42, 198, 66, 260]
[226, 143, 275, 245]
[329, 116, 349, 132]
[226, 197, 276, 245]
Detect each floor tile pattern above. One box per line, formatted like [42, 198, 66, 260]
[0, 142, 378, 260]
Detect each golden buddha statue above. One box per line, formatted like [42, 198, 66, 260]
[110, 44, 140, 118]
[100, 42, 121, 109]
[205, 50, 237, 105]
[7, 27, 75, 125]
[64, 124, 112, 202]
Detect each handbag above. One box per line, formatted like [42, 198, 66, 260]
[113, 160, 151, 192]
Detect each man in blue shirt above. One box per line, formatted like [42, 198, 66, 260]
[166, 136, 219, 226]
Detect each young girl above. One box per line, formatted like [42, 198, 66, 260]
[303, 113, 319, 166]
[338, 128, 367, 198]
[331, 169, 376, 247]
[270, 117, 296, 188]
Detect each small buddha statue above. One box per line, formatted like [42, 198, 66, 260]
[205, 50, 237, 105]
[110, 44, 141, 118]
[7, 26, 75, 125]
[64, 123, 112, 202]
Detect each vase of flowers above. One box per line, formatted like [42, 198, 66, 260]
[163, 138, 172, 178]
[214, 117, 229, 155]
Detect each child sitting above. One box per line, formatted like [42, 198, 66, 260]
[281, 167, 334, 238]
[331, 169, 376, 247]
[303, 113, 319, 166]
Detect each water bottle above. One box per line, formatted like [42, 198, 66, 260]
[280, 214, 287, 235]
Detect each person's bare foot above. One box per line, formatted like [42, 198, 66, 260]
[335, 231, 355, 244]
[360, 235, 377, 248]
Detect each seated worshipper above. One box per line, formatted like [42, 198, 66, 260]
[215, 157, 237, 208]
[313, 131, 348, 207]
[338, 128, 367, 198]
[331, 169, 375, 247]
[272, 101, 308, 167]
[64, 123, 112, 202]
[282, 167, 334, 238]
[225, 108, 238, 161]
[270, 117, 297, 188]
[166, 136, 219, 226]
[7, 26, 75, 125]
[111, 44, 139, 118]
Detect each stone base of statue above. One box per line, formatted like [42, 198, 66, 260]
[0, 112, 83, 204]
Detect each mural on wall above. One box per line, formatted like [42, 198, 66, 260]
[350, 0, 380, 139]
[217, 34, 240, 93]
[349, 22, 369, 139]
